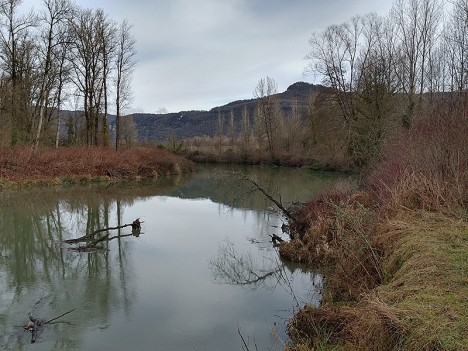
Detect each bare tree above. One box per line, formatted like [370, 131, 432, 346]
[443, 0, 468, 93]
[241, 104, 250, 149]
[96, 9, 116, 147]
[0, 0, 37, 145]
[390, 0, 443, 127]
[114, 19, 136, 149]
[351, 13, 399, 165]
[216, 108, 224, 155]
[33, 0, 73, 148]
[228, 109, 235, 148]
[0, 1, 134, 147]
[53, 27, 72, 148]
[119, 115, 137, 147]
[282, 98, 305, 153]
[253, 76, 280, 158]
[306, 15, 377, 165]
[306, 16, 367, 128]
[68, 7, 102, 145]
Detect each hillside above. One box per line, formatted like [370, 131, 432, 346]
[116, 82, 324, 142]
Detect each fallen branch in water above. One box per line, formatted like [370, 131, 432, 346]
[68, 233, 141, 252]
[64, 218, 142, 244]
[270, 233, 285, 244]
[217, 171, 300, 229]
[44, 308, 76, 325]
[241, 176, 299, 225]
[24, 308, 75, 343]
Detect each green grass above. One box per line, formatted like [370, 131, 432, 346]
[286, 209, 467, 351]
[379, 211, 468, 351]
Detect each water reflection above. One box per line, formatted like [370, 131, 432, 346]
[0, 186, 150, 350]
[168, 164, 347, 210]
[210, 239, 323, 308]
[211, 239, 281, 289]
[0, 166, 346, 351]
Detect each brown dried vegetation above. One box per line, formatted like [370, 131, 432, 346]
[282, 106, 468, 350]
[0, 146, 193, 186]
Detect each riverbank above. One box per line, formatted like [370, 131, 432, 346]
[0, 146, 194, 188]
[279, 111, 468, 350]
[282, 197, 467, 350]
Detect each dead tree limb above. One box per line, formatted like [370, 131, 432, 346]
[27, 314, 43, 343]
[270, 234, 284, 244]
[64, 218, 143, 244]
[25, 308, 75, 343]
[44, 308, 75, 325]
[240, 176, 299, 225]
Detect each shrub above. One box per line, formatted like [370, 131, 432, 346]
[281, 191, 382, 302]
[366, 100, 468, 214]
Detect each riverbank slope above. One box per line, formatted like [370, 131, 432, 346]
[280, 111, 468, 350]
[283, 203, 467, 350]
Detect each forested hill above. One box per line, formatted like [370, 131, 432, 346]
[121, 81, 324, 142]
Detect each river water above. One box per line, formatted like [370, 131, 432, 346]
[0, 165, 348, 351]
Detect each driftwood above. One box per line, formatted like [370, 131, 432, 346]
[64, 218, 142, 244]
[27, 314, 42, 343]
[241, 177, 299, 225]
[270, 233, 285, 244]
[24, 308, 75, 343]
[64, 218, 143, 251]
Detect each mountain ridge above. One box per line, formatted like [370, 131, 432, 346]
[119, 81, 324, 142]
[59, 81, 324, 142]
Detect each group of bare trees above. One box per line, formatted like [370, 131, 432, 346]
[306, 0, 468, 166]
[212, 0, 468, 168]
[196, 77, 309, 165]
[0, 0, 136, 149]
[208, 1, 468, 168]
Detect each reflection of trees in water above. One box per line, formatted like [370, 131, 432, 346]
[210, 239, 323, 308]
[0, 188, 145, 350]
[211, 240, 280, 289]
[0, 167, 335, 349]
[165, 164, 350, 212]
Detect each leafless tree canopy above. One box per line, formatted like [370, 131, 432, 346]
[0, 0, 137, 148]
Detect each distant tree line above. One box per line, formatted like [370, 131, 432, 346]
[0, 0, 136, 149]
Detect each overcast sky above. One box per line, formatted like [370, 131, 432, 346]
[25, 0, 394, 114]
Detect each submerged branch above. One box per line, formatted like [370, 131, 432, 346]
[44, 308, 75, 325]
[242, 176, 299, 225]
[25, 308, 75, 343]
[217, 171, 299, 228]
[238, 327, 259, 351]
[64, 218, 142, 244]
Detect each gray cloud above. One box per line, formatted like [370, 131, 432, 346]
[24, 0, 394, 113]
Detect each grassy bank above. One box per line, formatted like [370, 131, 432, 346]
[0, 146, 194, 187]
[283, 205, 467, 351]
[280, 110, 468, 350]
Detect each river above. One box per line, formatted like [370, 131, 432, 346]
[0, 165, 349, 351]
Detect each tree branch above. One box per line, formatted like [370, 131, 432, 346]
[64, 218, 142, 244]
